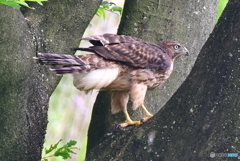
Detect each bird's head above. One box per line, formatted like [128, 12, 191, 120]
[159, 41, 189, 60]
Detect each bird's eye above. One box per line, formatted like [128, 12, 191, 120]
[173, 45, 180, 50]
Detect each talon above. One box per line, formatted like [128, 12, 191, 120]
[116, 124, 122, 128]
[119, 120, 142, 128]
[141, 115, 153, 123]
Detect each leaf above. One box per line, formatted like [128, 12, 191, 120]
[111, 6, 123, 14]
[41, 140, 79, 161]
[26, 0, 47, 5]
[53, 140, 78, 159]
[36, 1, 43, 5]
[66, 140, 77, 147]
[0, 1, 21, 8]
[15, 1, 30, 8]
[101, 1, 109, 6]
[54, 150, 71, 159]
[0, 0, 47, 8]
[96, 7, 106, 19]
[45, 139, 62, 154]
[109, 2, 116, 6]
[103, 5, 109, 9]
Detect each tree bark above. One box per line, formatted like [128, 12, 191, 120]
[87, 0, 218, 153]
[0, 1, 101, 160]
[86, 0, 240, 160]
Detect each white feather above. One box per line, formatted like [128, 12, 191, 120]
[73, 68, 119, 90]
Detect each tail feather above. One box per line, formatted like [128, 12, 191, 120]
[37, 53, 76, 59]
[34, 53, 86, 65]
[34, 52, 96, 75]
[34, 52, 118, 76]
[35, 57, 85, 66]
[50, 65, 94, 75]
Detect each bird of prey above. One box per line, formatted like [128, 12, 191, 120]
[34, 33, 189, 127]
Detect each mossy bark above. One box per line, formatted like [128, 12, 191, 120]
[87, 0, 240, 160]
[88, 0, 218, 153]
[0, 1, 101, 160]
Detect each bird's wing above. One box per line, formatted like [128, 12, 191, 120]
[74, 34, 172, 71]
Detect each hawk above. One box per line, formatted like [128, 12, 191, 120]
[34, 34, 189, 127]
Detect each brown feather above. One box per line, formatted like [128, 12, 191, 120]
[34, 34, 189, 126]
[111, 91, 129, 114]
[73, 34, 172, 70]
[130, 82, 147, 110]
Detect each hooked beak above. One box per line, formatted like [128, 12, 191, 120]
[183, 46, 190, 56]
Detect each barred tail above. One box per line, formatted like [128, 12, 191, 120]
[49, 65, 94, 75]
[33, 53, 95, 75]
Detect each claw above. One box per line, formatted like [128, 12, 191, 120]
[140, 105, 153, 122]
[118, 120, 142, 128]
[141, 115, 153, 123]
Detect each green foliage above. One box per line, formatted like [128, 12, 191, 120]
[96, 1, 123, 19]
[217, 0, 228, 21]
[0, 0, 47, 9]
[42, 139, 79, 161]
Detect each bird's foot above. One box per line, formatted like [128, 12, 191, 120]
[118, 120, 142, 128]
[141, 114, 153, 123]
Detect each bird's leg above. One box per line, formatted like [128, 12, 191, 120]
[141, 105, 153, 122]
[119, 108, 141, 128]
[129, 83, 153, 123]
[111, 91, 141, 128]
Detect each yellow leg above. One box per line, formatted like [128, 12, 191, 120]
[119, 109, 141, 128]
[141, 105, 153, 122]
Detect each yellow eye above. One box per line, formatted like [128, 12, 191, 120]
[173, 45, 180, 50]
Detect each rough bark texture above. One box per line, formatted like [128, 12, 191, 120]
[86, 0, 240, 160]
[0, 1, 101, 160]
[88, 0, 218, 153]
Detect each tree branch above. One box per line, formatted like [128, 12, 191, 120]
[87, 0, 240, 160]
[87, 0, 218, 154]
[0, 0, 101, 160]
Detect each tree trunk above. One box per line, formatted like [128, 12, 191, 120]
[0, 1, 101, 160]
[86, 0, 240, 160]
[87, 0, 218, 153]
